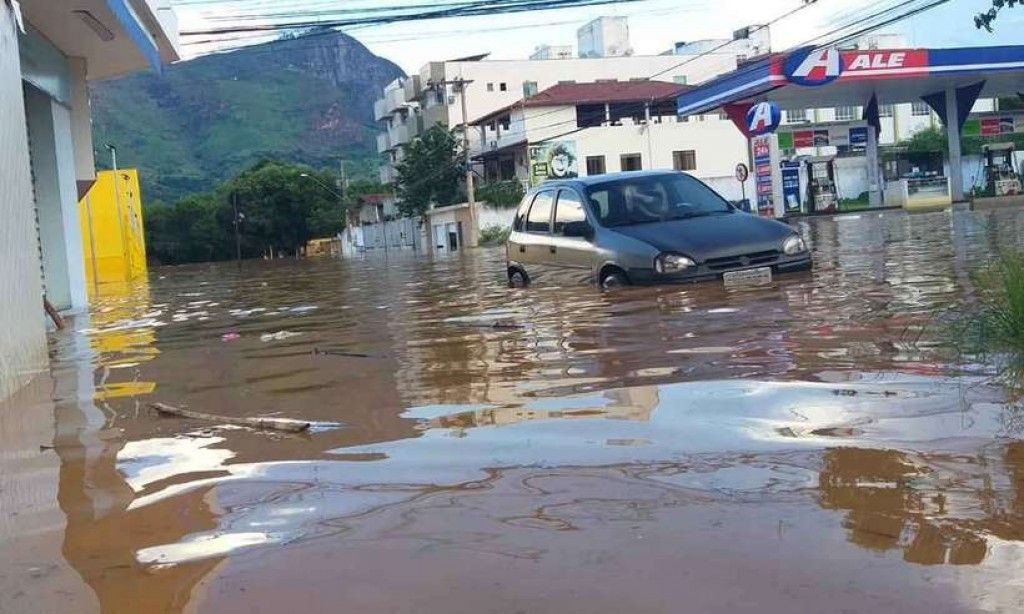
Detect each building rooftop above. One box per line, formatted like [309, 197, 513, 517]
[471, 79, 689, 125]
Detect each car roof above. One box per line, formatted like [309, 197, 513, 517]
[533, 170, 683, 192]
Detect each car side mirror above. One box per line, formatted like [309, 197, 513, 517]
[563, 220, 593, 239]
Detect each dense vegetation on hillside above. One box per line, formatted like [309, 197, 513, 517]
[91, 29, 403, 205]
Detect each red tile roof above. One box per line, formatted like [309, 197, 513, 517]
[471, 80, 689, 125]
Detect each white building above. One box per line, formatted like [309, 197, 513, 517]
[0, 1, 180, 400]
[530, 45, 573, 61]
[470, 80, 751, 200]
[373, 49, 737, 198]
[577, 16, 632, 59]
[670, 24, 771, 62]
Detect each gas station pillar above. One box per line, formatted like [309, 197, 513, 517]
[945, 86, 965, 202]
[866, 123, 882, 208]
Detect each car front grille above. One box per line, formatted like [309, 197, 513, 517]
[704, 250, 781, 271]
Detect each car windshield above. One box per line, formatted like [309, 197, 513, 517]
[586, 174, 732, 227]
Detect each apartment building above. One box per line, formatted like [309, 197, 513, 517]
[0, 1, 180, 400]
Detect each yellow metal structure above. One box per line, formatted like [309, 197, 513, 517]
[79, 169, 148, 289]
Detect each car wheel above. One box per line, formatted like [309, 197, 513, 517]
[600, 268, 629, 289]
[508, 267, 530, 288]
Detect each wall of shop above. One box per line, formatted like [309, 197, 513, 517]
[0, 10, 47, 400]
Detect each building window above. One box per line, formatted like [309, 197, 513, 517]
[785, 108, 807, 123]
[834, 106, 857, 121]
[879, 104, 894, 118]
[620, 153, 643, 172]
[673, 75, 688, 85]
[486, 82, 494, 92]
[586, 155, 606, 175]
[523, 81, 538, 97]
[499, 82, 508, 92]
[673, 150, 696, 171]
[912, 102, 930, 116]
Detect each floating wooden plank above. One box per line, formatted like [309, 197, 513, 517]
[150, 402, 311, 433]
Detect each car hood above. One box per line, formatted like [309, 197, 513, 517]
[608, 212, 795, 260]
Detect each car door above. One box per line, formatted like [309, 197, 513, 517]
[548, 188, 597, 284]
[514, 189, 557, 283]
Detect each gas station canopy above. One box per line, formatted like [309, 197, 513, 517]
[676, 44, 1024, 205]
[677, 46, 1024, 115]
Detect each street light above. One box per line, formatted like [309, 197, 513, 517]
[299, 172, 345, 201]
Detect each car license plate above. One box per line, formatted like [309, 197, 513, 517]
[723, 266, 772, 288]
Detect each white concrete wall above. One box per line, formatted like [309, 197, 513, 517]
[0, 9, 47, 400]
[477, 204, 516, 229]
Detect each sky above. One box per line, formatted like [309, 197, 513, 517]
[173, 0, 1024, 73]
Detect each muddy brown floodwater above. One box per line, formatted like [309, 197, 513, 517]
[4, 207, 1024, 613]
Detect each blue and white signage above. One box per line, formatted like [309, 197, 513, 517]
[745, 101, 782, 136]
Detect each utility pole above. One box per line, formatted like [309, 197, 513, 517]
[232, 191, 242, 265]
[455, 77, 478, 247]
[339, 159, 348, 201]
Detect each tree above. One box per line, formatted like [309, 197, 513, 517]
[902, 126, 948, 153]
[975, 0, 1023, 31]
[226, 161, 345, 256]
[145, 160, 346, 264]
[394, 125, 464, 217]
[476, 180, 525, 208]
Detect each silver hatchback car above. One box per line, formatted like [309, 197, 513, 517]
[506, 170, 812, 287]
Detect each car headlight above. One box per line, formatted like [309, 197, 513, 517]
[655, 253, 696, 274]
[782, 235, 807, 255]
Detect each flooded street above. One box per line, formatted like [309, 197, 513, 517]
[5, 206, 1024, 613]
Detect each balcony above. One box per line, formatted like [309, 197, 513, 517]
[384, 87, 407, 115]
[376, 132, 391, 154]
[373, 98, 389, 122]
[403, 75, 422, 101]
[388, 123, 411, 148]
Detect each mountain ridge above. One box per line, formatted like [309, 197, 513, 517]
[90, 30, 403, 204]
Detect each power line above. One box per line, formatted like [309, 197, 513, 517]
[177, 0, 649, 39]
[390, 0, 954, 196]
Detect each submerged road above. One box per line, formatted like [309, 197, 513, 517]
[3, 206, 1024, 613]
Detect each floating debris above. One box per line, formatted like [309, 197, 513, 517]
[260, 331, 303, 342]
[151, 402, 312, 433]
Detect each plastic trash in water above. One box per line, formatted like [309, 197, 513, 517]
[260, 331, 303, 342]
[221, 332, 241, 342]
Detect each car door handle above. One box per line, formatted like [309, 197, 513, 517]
[549, 245, 557, 254]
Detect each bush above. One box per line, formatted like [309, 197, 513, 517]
[954, 251, 1024, 397]
[477, 180, 525, 208]
[973, 251, 1024, 354]
[478, 225, 511, 247]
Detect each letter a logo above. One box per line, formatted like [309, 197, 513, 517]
[784, 47, 842, 86]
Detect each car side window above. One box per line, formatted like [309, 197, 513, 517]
[525, 191, 554, 233]
[513, 194, 533, 231]
[553, 190, 586, 235]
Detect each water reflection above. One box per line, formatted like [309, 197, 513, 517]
[820, 444, 1024, 566]
[29, 207, 1024, 611]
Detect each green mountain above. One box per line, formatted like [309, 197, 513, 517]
[90, 30, 403, 204]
